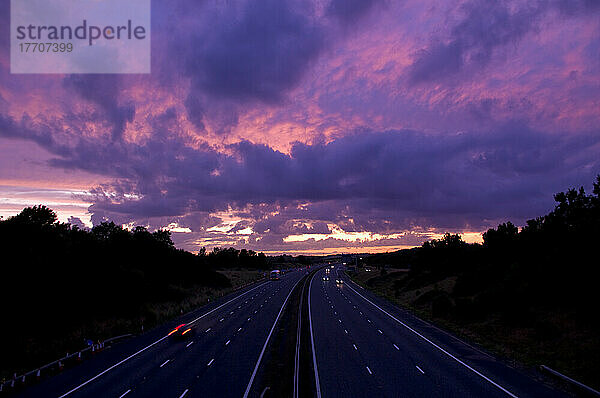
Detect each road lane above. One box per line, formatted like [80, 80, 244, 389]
[15, 271, 303, 398]
[310, 270, 384, 397]
[129, 272, 303, 398]
[321, 271, 482, 397]
[309, 265, 569, 398]
[13, 265, 571, 398]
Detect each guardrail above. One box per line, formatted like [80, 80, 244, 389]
[0, 334, 133, 394]
[540, 365, 600, 397]
[0, 275, 270, 394]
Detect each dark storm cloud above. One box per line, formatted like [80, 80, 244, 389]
[189, 0, 324, 103]
[63, 75, 135, 141]
[12, 115, 591, 230]
[2, 96, 599, 231]
[2, 0, 599, 251]
[327, 0, 383, 25]
[409, 0, 600, 84]
[49, 0, 329, 135]
[0, 113, 68, 157]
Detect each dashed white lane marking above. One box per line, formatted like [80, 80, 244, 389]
[119, 389, 131, 398]
[238, 327, 243, 332]
[254, 310, 258, 314]
[416, 365, 425, 374]
[338, 319, 342, 323]
[58, 281, 270, 398]
[393, 344, 399, 350]
[159, 359, 170, 368]
[366, 366, 373, 375]
[220, 318, 224, 322]
[378, 329, 383, 334]
[344, 329, 348, 334]
[225, 340, 231, 346]
[248, 317, 251, 321]
[186, 341, 194, 348]
[344, 282, 520, 398]
[179, 389, 189, 398]
[230, 311, 234, 314]
[367, 319, 371, 323]
[205, 328, 211, 333]
[353, 344, 358, 350]
[207, 358, 214, 366]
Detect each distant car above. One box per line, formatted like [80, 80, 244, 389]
[168, 323, 194, 340]
[323, 276, 330, 281]
[270, 270, 281, 280]
[325, 268, 330, 273]
[335, 279, 344, 285]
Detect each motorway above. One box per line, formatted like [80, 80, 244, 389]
[13, 266, 571, 398]
[16, 270, 304, 398]
[310, 267, 568, 398]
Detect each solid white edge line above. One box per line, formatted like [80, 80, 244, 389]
[243, 275, 303, 398]
[308, 270, 323, 398]
[58, 280, 270, 398]
[344, 281, 520, 398]
[179, 388, 189, 398]
[118, 389, 131, 398]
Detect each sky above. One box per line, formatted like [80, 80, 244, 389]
[1, 0, 599, 255]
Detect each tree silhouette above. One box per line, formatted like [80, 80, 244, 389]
[7, 204, 57, 226]
[0, 207, 234, 379]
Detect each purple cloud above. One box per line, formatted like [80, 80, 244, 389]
[409, 0, 600, 84]
[5, 110, 596, 237]
[1, 0, 599, 253]
[63, 75, 135, 141]
[327, 0, 383, 26]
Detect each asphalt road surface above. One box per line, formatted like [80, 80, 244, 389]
[12, 266, 572, 398]
[310, 267, 569, 398]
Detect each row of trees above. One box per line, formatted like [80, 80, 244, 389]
[197, 246, 269, 269]
[365, 175, 600, 326]
[0, 206, 231, 377]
